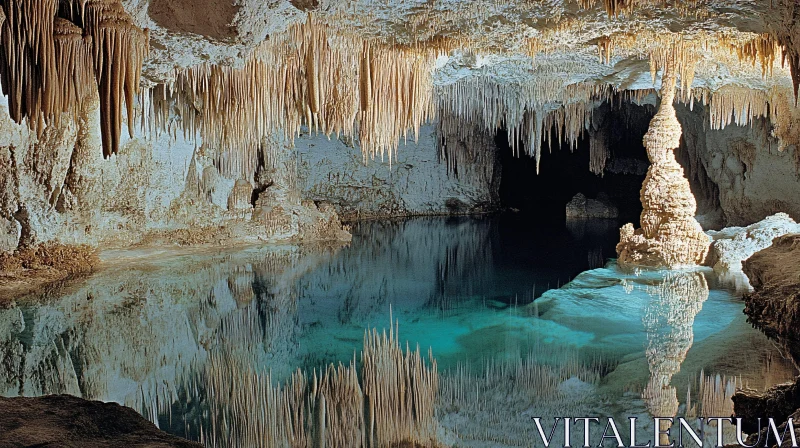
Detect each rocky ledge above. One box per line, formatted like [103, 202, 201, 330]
[0, 395, 201, 447]
[742, 233, 800, 345]
[730, 377, 800, 448]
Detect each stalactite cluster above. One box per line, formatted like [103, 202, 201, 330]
[769, 0, 800, 104]
[150, 15, 437, 178]
[52, 18, 93, 129]
[0, 0, 59, 133]
[733, 34, 781, 78]
[0, 0, 148, 158]
[579, 0, 706, 19]
[616, 60, 711, 268]
[435, 76, 611, 173]
[649, 38, 697, 98]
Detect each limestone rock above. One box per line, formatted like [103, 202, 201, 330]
[616, 69, 710, 268]
[706, 213, 800, 290]
[565, 192, 619, 219]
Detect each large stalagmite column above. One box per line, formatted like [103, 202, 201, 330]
[616, 63, 710, 268]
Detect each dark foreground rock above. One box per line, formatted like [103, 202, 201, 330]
[730, 378, 800, 448]
[0, 395, 202, 448]
[731, 234, 800, 448]
[742, 233, 800, 346]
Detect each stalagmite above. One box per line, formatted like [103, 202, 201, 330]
[616, 58, 711, 268]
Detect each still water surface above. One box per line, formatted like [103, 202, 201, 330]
[0, 216, 794, 446]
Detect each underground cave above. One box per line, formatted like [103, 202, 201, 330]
[2, 0, 800, 447]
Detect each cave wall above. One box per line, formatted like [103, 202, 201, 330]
[0, 94, 349, 253]
[677, 103, 800, 228]
[295, 124, 500, 221]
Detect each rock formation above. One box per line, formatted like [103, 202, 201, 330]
[0, 395, 202, 447]
[565, 193, 619, 220]
[0, 0, 799, 271]
[742, 233, 800, 348]
[730, 378, 800, 448]
[617, 62, 711, 268]
[706, 213, 800, 290]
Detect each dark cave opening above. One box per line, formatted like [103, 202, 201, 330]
[496, 100, 656, 225]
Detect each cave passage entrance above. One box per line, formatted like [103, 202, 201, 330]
[497, 100, 655, 225]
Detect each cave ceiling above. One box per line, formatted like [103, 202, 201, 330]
[128, 0, 794, 93]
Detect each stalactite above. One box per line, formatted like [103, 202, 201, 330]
[0, 0, 59, 133]
[435, 76, 608, 173]
[597, 36, 613, 65]
[588, 111, 609, 176]
[154, 14, 436, 178]
[437, 109, 497, 184]
[78, 0, 149, 157]
[732, 33, 780, 78]
[580, 0, 706, 19]
[0, 0, 147, 158]
[52, 18, 94, 128]
[707, 85, 771, 130]
[649, 38, 697, 99]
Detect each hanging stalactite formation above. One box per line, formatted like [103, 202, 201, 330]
[52, 18, 93, 128]
[149, 14, 437, 178]
[79, 0, 150, 157]
[0, 0, 148, 158]
[0, 0, 59, 134]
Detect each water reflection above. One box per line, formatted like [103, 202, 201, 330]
[0, 216, 795, 447]
[639, 272, 709, 445]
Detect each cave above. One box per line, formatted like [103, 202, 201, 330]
[497, 100, 654, 224]
[2, 0, 800, 446]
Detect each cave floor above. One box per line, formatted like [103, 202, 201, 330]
[0, 215, 794, 447]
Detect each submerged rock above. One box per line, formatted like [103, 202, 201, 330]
[0, 394, 202, 447]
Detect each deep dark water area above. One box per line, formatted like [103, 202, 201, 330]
[0, 215, 795, 447]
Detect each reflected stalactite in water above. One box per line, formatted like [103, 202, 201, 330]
[196, 322, 438, 448]
[640, 271, 708, 439]
[0, 245, 340, 437]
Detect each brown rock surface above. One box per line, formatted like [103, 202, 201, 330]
[742, 233, 800, 345]
[0, 394, 202, 447]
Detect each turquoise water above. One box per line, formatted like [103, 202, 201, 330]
[0, 216, 794, 446]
